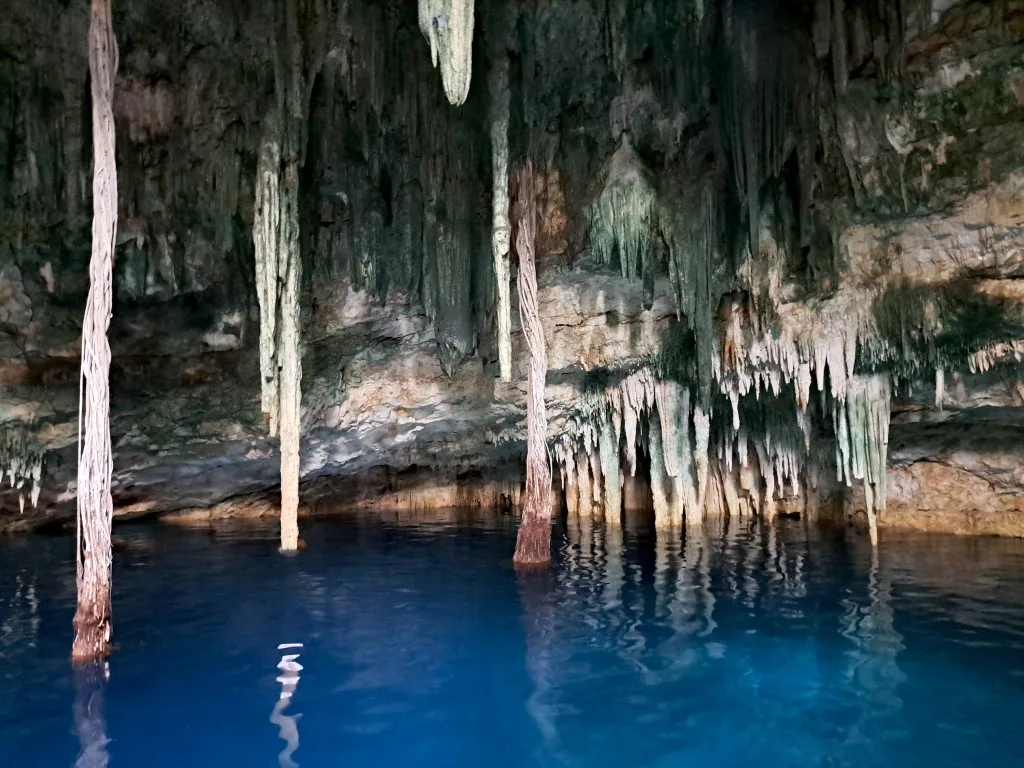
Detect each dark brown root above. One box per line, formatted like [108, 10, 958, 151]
[511, 161, 553, 568]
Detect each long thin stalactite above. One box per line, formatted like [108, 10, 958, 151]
[513, 162, 552, 566]
[72, 0, 117, 664]
[255, 0, 304, 552]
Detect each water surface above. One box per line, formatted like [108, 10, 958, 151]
[2, 512, 1023, 767]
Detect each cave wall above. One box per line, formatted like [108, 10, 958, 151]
[2, 0, 1024, 535]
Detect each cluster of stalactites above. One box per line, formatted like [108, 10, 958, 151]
[665, 176, 718, 403]
[554, 369, 658, 528]
[1, 427, 46, 513]
[713, 292, 866, 418]
[554, 368, 809, 531]
[718, 0, 803, 265]
[588, 135, 659, 282]
[834, 373, 890, 545]
[550, 352, 889, 537]
[969, 340, 1024, 374]
[555, 368, 823, 529]
[707, 290, 891, 536]
[653, 378, 707, 528]
[418, 0, 475, 106]
[713, 388, 811, 521]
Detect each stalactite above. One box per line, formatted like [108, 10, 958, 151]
[489, 51, 512, 382]
[664, 176, 718, 405]
[588, 134, 657, 280]
[834, 374, 891, 546]
[433, 224, 474, 377]
[830, 0, 848, 96]
[656, 380, 686, 479]
[693, 406, 711, 513]
[0, 427, 46, 512]
[254, 115, 283, 436]
[513, 162, 552, 567]
[884, 112, 915, 213]
[418, 0, 475, 106]
[622, 376, 644, 476]
[278, 168, 302, 553]
[559, 441, 579, 519]
[598, 409, 622, 527]
[73, 0, 117, 664]
[718, 0, 801, 263]
[253, 0, 306, 552]
[648, 411, 681, 531]
[654, 379, 699, 520]
[588, 437, 604, 509]
[575, 443, 594, 519]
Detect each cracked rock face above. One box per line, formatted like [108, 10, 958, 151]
[3, 0, 1024, 536]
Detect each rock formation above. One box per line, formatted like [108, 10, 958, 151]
[2, 0, 1024, 540]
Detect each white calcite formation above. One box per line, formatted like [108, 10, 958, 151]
[418, 0, 475, 106]
[0, 427, 46, 513]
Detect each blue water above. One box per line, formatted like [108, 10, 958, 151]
[2, 513, 1024, 767]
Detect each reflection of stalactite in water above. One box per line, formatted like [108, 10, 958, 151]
[565, 494, 581, 552]
[765, 519, 782, 584]
[835, 548, 906, 764]
[516, 570, 565, 762]
[602, 523, 625, 614]
[577, 506, 593, 574]
[721, 512, 742, 601]
[650, 531, 701, 680]
[654, 530, 673, 618]
[73, 662, 110, 768]
[672, 530, 701, 641]
[1, 572, 41, 649]
[691, 525, 718, 638]
[271, 642, 304, 768]
[741, 518, 761, 607]
[777, 529, 809, 600]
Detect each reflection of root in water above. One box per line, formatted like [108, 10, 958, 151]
[73, 661, 110, 768]
[271, 642, 304, 768]
[517, 569, 568, 763]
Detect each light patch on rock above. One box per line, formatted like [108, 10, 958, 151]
[38, 261, 55, 294]
[201, 331, 239, 351]
[0, 263, 32, 326]
[921, 60, 977, 94]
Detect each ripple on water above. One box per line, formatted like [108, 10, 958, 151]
[2, 514, 1024, 767]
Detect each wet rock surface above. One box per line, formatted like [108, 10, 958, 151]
[3, 0, 1024, 535]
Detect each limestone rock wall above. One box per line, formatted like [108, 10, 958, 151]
[3, 0, 1024, 535]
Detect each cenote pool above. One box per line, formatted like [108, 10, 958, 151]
[2, 514, 1024, 767]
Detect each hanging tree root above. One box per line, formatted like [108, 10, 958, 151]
[489, 50, 512, 382]
[73, 0, 118, 664]
[513, 162, 553, 567]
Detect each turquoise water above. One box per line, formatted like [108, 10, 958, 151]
[2, 513, 1024, 767]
